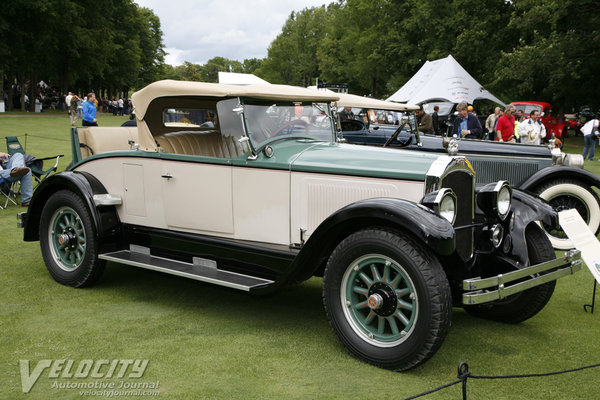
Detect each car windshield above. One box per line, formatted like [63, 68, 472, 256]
[242, 101, 335, 148]
[512, 104, 542, 115]
[423, 102, 454, 116]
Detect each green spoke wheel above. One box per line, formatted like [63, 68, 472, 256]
[341, 255, 418, 346]
[323, 229, 452, 371]
[48, 206, 87, 271]
[40, 190, 105, 287]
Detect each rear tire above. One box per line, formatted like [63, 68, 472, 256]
[464, 224, 556, 323]
[39, 190, 105, 287]
[323, 229, 451, 371]
[533, 179, 600, 249]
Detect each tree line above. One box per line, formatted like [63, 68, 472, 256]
[254, 0, 599, 112]
[0, 0, 165, 111]
[1, 0, 598, 113]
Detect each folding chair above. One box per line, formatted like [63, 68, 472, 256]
[6, 136, 63, 184]
[0, 176, 18, 209]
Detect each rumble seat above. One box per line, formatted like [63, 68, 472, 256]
[154, 130, 246, 158]
[77, 127, 139, 159]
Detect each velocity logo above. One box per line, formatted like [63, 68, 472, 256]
[19, 359, 149, 393]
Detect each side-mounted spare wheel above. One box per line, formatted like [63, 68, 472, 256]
[323, 229, 452, 371]
[39, 190, 105, 287]
[533, 179, 600, 250]
[463, 223, 556, 323]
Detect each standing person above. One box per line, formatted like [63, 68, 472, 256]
[432, 105, 440, 135]
[485, 107, 502, 140]
[416, 105, 433, 134]
[65, 92, 73, 111]
[495, 105, 516, 142]
[118, 97, 124, 116]
[452, 102, 482, 138]
[82, 93, 98, 127]
[581, 118, 600, 161]
[518, 109, 547, 145]
[69, 94, 80, 126]
[514, 109, 525, 143]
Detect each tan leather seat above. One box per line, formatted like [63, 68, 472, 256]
[154, 131, 246, 158]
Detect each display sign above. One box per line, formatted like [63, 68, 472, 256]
[559, 209, 600, 283]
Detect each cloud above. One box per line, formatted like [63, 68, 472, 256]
[136, 0, 328, 65]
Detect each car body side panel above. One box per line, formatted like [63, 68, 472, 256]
[290, 172, 425, 243]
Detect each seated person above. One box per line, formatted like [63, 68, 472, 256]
[339, 106, 355, 121]
[0, 152, 33, 207]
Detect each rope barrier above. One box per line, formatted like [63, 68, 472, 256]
[403, 361, 600, 400]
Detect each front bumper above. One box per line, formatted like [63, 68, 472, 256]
[462, 249, 582, 305]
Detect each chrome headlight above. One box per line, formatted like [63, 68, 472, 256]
[476, 181, 512, 221]
[422, 188, 457, 224]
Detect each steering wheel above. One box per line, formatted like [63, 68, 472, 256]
[383, 125, 413, 148]
[273, 119, 309, 137]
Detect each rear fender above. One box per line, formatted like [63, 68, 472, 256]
[23, 171, 121, 251]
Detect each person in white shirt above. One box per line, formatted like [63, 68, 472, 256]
[518, 109, 547, 145]
[581, 118, 600, 161]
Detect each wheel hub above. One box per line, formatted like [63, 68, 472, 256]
[368, 282, 398, 316]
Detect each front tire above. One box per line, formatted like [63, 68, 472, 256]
[533, 179, 600, 250]
[323, 229, 451, 371]
[39, 190, 105, 287]
[464, 224, 556, 323]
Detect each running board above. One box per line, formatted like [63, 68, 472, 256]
[99, 247, 275, 292]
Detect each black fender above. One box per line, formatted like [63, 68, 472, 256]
[283, 198, 455, 284]
[518, 166, 600, 192]
[23, 171, 121, 252]
[507, 188, 557, 267]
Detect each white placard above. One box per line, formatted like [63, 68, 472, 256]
[559, 209, 600, 284]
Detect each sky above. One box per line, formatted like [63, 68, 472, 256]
[135, 0, 330, 66]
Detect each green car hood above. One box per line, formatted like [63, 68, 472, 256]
[290, 142, 441, 181]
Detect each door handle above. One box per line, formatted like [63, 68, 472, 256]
[161, 173, 173, 180]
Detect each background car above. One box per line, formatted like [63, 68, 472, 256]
[338, 94, 597, 250]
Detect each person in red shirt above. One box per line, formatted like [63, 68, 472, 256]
[495, 105, 516, 142]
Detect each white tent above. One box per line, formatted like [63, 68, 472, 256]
[386, 55, 505, 106]
[218, 72, 270, 85]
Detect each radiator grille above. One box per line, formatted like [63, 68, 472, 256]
[441, 170, 474, 260]
[469, 158, 540, 186]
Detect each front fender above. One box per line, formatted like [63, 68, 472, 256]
[23, 171, 121, 251]
[518, 166, 600, 192]
[508, 189, 557, 266]
[284, 198, 456, 283]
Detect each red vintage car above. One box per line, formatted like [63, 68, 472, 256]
[510, 101, 568, 139]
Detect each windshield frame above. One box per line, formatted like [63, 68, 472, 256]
[238, 98, 336, 153]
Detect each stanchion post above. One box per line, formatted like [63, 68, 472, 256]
[458, 362, 469, 400]
[584, 280, 597, 313]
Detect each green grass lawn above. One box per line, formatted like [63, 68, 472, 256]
[1, 116, 599, 399]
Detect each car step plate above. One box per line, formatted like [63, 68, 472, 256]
[99, 249, 274, 291]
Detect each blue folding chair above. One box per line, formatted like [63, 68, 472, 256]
[0, 176, 18, 209]
[6, 136, 63, 185]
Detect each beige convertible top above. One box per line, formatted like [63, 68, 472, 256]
[132, 80, 341, 119]
[336, 93, 419, 111]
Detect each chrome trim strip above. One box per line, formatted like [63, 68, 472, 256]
[462, 250, 582, 305]
[93, 193, 122, 206]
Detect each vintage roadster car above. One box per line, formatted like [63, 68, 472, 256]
[20, 80, 581, 371]
[338, 93, 598, 250]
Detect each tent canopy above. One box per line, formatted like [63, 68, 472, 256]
[386, 55, 505, 107]
[218, 72, 271, 85]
